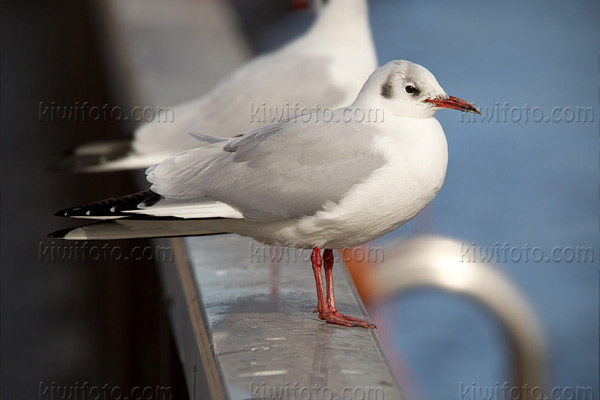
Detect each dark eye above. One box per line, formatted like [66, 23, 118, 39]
[405, 85, 417, 94]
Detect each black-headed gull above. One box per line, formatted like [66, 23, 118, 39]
[67, 0, 376, 172]
[51, 60, 480, 328]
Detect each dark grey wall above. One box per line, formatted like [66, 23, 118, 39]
[0, 1, 186, 398]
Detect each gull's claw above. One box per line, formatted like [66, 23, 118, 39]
[319, 311, 376, 329]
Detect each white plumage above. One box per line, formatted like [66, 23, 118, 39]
[52, 60, 480, 248]
[52, 59, 480, 328]
[68, 0, 377, 172]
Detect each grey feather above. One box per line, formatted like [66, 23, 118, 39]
[189, 131, 228, 144]
[134, 54, 347, 156]
[147, 112, 386, 221]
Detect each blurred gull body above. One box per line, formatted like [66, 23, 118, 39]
[52, 60, 480, 327]
[69, 0, 377, 172]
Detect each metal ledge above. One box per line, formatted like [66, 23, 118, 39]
[167, 235, 402, 399]
[93, 0, 404, 398]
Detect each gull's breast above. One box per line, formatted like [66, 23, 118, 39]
[298, 117, 449, 248]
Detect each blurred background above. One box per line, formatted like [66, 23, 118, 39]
[1, 0, 598, 399]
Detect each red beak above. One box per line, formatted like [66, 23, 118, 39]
[425, 96, 481, 114]
[291, 0, 310, 10]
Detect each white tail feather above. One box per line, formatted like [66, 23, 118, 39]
[59, 219, 235, 240]
[124, 201, 244, 219]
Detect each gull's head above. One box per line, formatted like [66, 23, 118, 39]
[356, 60, 481, 119]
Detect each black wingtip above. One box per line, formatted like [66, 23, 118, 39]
[54, 190, 162, 218]
[54, 207, 83, 217]
[47, 227, 74, 239]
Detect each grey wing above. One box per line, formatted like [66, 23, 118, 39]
[134, 53, 347, 155]
[198, 52, 349, 133]
[147, 117, 386, 221]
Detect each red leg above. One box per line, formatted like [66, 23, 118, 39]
[323, 249, 337, 311]
[311, 247, 326, 317]
[314, 248, 376, 329]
